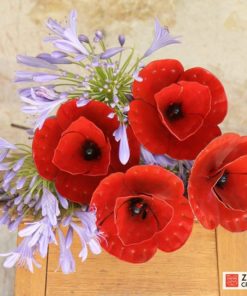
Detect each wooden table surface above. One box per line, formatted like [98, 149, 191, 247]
[14, 223, 247, 296]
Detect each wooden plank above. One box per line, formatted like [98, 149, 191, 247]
[46, 223, 219, 296]
[14, 229, 48, 296]
[216, 227, 247, 296]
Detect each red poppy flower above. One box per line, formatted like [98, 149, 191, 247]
[32, 99, 140, 204]
[188, 133, 247, 232]
[90, 165, 193, 263]
[129, 59, 227, 160]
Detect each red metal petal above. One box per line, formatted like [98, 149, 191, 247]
[133, 59, 184, 106]
[189, 188, 220, 229]
[129, 100, 171, 154]
[56, 99, 118, 136]
[55, 171, 103, 204]
[90, 172, 132, 224]
[100, 214, 157, 263]
[179, 67, 227, 125]
[124, 165, 184, 201]
[217, 200, 247, 232]
[156, 197, 194, 252]
[53, 116, 111, 176]
[223, 136, 247, 164]
[155, 81, 211, 140]
[114, 195, 173, 245]
[32, 117, 62, 180]
[56, 99, 87, 130]
[214, 156, 247, 211]
[166, 124, 221, 160]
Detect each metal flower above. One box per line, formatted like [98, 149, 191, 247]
[143, 18, 180, 58]
[0, 238, 41, 273]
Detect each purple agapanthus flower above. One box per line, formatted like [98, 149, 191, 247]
[118, 35, 125, 47]
[0, 138, 16, 175]
[76, 96, 91, 107]
[62, 209, 102, 263]
[8, 214, 24, 232]
[37, 52, 72, 65]
[20, 86, 67, 129]
[15, 71, 60, 83]
[13, 157, 26, 172]
[46, 10, 88, 57]
[57, 228, 76, 274]
[100, 47, 125, 59]
[93, 30, 104, 43]
[70, 222, 101, 261]
[17, 55, 58, 70]
[2, 170, 17, 191]
[143, 18, 180, 58]
[113, 124, 130, 165]
[0, 138, 17, 151]
[141, 146, 177, 168]
[19, 217, 57, 258]
[141, 146, 193, 189]
[132, 68, 143, 82]
[41, 187, 60, 226]
[0, 237, 41, 273]
[56, 190, 69, 210]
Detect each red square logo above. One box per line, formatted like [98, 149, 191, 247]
[226, 274, 239, 287]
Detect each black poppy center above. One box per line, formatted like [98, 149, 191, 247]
[165, 103, 183, 121]
[215, 171, 228, 189]
[129, 198, 148, 220]
[82, 140, 101, 161]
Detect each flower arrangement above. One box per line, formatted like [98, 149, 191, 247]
[0, 10, 244, 274]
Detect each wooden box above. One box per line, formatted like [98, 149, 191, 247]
[14, 223, 247, 296]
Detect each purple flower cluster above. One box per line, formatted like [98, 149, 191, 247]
[0, 185, 102, 273]
[59, 210, 101, 273]
[141, 146, 193, 191]
[0, 186, 60, 272]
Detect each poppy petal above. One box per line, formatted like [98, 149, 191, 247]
[155, 81, 211, 140]
[156, 197, 194, 252]
[223, 136, 247, 165]
[129, 100, 171, 154]
[56, 99, 118, 136]
[179, 67, 227, 125]
[166, 124, 222, 160]
[55, 171, 103, 204]
[90, 172, 133, 224]
[100, 215, 157, 263]
[56, 99, 87, 130]
[214, 155, 247, 211]
[217, 201, 247, 232]
[124, 165, 184, 201]
[189, 189, 220, 229]
[133, 59, 184, 106]
[32, 117, 62, 180]
[114, 195, 173, 245]
[53, 116, 111, 176]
